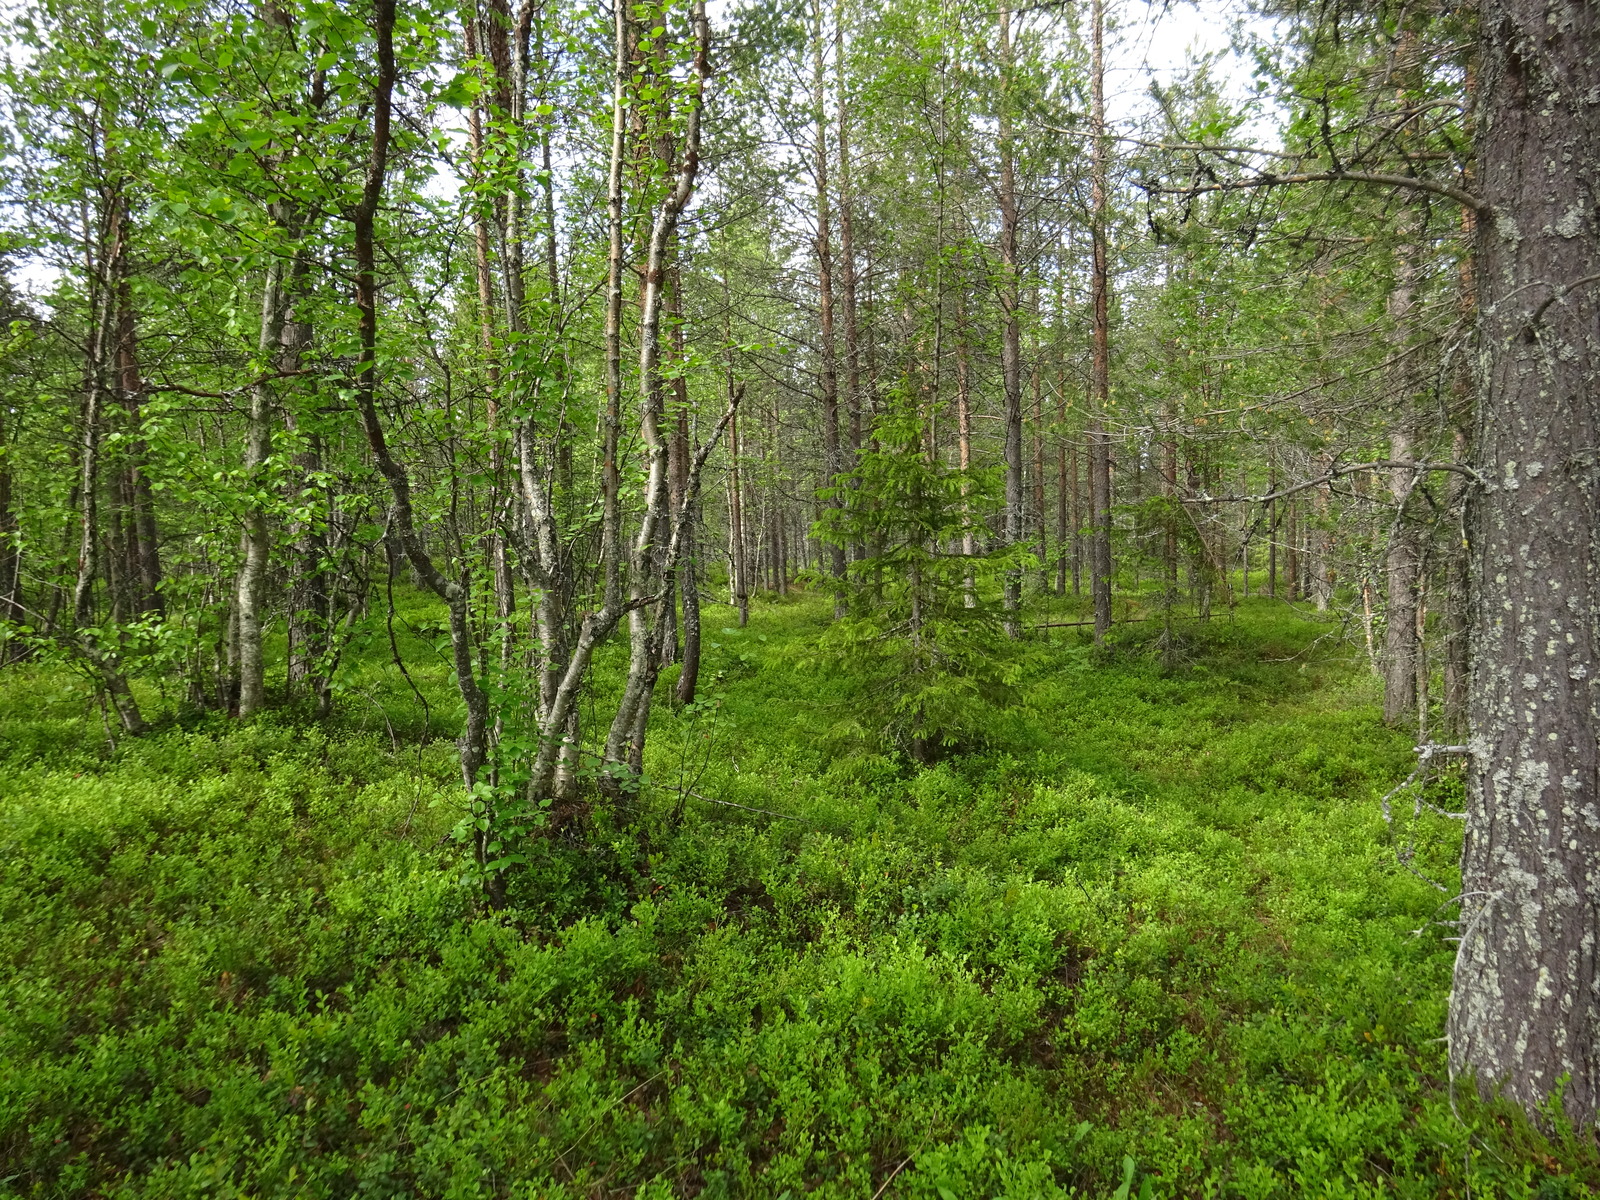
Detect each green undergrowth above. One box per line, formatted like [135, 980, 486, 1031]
[1, 593, 1594, 1198]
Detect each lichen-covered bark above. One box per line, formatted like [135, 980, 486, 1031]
[1450, 0, 1600, 1122]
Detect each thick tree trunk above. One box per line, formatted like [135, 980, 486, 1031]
[1442, 429, 1472, 736]
[279, 228, 327, 716]
[1032, 358, 1047, 591]
[1449, 0, 1600, 1125]
[468, 24, 517, 671]
[284, 415, 331, 716]
[1310, 462, 1332, 609]
[1284, 490, 1300, 601]
[1162, 401, 1178, 667]
[771, 399, 789, 596]
[72, 194, 146, 736]
[74, 284, 112, 630]
[1069, 439, 1082, 596]
[675, 495, 702, 705]
[668, 267, 703, 702]
[1444, 210, 1478, 738]
[1267, 453, 1277, 597]
[728, 402, 749, 626]
[600, 0, 628, 613]
[1054, 351, 1069, 596]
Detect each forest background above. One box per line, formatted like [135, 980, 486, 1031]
[0, 0, 1597, 1193]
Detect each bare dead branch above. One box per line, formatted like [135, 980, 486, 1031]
[1186, 460, 1486, 506]
[1144, 168, 1486, 215]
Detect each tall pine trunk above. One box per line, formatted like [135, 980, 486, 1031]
[1087, 0, 1113, 644]
[1383, 235, 1421, 726]
[996, 5, 1024, 636]
[812, 0, 845, 611]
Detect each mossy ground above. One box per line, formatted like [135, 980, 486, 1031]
[1, 591, 1594, 1197]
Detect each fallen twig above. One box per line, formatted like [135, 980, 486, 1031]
[656, 783, 809, 823]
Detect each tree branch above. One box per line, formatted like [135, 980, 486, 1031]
[1185, 460, 1486, 505]
[1144, 168, 1486, 215]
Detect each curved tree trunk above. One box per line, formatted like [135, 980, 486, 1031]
[604, 0, 711, 776]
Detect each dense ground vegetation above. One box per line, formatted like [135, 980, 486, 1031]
[2, 0, 1599, 1172]
[4, 589, 1595, 1197]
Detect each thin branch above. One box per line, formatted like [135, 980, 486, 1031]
[1186, 460, 1486, 505]
[1529, 272, 1600, 331]
[141, 368, 314, 401]
[1145, 168, 1486, 215]
[656, 783, 808, 822]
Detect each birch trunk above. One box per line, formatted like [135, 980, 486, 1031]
[350, 0, 490, 811]
[604, 0, 710, 775]
[234, 255, 284, 720]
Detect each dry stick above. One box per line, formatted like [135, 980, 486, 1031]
[1527, 271, 1600, 330]
[551, 1069, 669, 1178]
[1035, 617, 1153, 628]
[656, 784, 809, 823]
[870, 1154, 917, 1200]
[350, 0, 491, 810]
[356, 686, 401, 756]
[1377, 743, 1470, 894]
[141, 368, 313, 401]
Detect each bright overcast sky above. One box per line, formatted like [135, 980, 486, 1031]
[3, 0, 1279, 298]
[1105, 0, 1282, 142]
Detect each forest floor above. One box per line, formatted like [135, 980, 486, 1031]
[2, 591, 1596, 1198]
